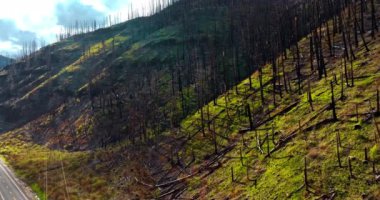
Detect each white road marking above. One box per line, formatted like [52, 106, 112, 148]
[0, 162, 29, 200]
[0, 191, 4, 200]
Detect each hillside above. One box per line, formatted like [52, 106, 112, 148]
[178, 22, 380, 200]
[0, 55, 12, 68]
[0, 0, 379, 199]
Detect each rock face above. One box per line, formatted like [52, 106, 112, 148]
[0, 55, 12, 68]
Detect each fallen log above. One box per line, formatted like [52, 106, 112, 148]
[135, 173, 195, 188]
[266, 104, 330, 156]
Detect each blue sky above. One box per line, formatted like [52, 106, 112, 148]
[0, 0, 150, 56]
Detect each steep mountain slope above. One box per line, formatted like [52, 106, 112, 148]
[0, 0, 379, 199]
[0, 0, 326, 143]
[145, 3, 380, 199]
[177, 27, 380, 200]
[0, 55, 12, 68]
[0, 0, 221, 138]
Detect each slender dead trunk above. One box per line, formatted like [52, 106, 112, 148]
[331, 81, 338, 121]
[259, 67, 265, 105]
[336, 132, 342, 168]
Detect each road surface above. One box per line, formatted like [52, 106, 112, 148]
[0, 159, 33, 200]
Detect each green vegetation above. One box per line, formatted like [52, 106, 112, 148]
[171, 24, 380, 200]
[0, 0, 379, 199]
[0, 130, 157, 199]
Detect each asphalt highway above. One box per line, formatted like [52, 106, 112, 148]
[0, 160, 31, 200]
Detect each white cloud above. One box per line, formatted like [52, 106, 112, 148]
[0, 41, 19, 50]
[0, 0, 62, 54]
[0, 0, 58, 30]
[80, 0, 108, 12]
[0, 0, 158, 55]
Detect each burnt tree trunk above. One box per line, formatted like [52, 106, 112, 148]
[331, 81, 338, 121]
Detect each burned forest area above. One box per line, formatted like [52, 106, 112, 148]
[0, 0, 380, 199]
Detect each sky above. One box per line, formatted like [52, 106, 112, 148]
[0, 0, 151, 56]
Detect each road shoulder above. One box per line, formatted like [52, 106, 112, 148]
[0, 157, 38, 200]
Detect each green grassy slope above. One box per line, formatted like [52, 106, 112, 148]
[0, 2, 227, 154]
[0, 1, 380, 200]
[0, 1, 226, 131]
[0, 121, 167, 199]
[0, 2, 231, 198]
[168, 22, 380, 200]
